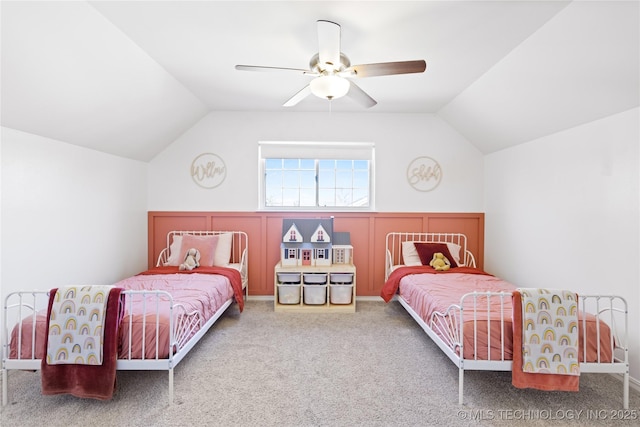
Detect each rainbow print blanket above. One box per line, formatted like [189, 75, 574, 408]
[46, 285, 112, 365]
[519, 288, 579, 376]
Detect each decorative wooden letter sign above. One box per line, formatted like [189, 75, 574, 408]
[407, 156, 442, 192]
[191, 153, 226, 189]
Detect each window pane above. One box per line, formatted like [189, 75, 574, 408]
[284, 159, 299, 168]
[336, 159, 352, 169]
[265, 186, 282, 206]
[265, 158, 282, 169]
[300, 170, 315, 188]
[318, 188, 335, 206]
[263, 154, 370, 209]
[299, 189, 315, 206]
[265, 170, 282, 186]
[353, 189, 369, 206]
[283, 170, 299, 186]
[335, 171, 352, 188]
[318, 170, 335, 187]
[283, 188, 300, 206]
[335, 189, 352, 206]
[353, 170, 368, 188]
[318, 159, 335, 169]
[300, 159, 315, 169]
[354, 160, 368, 170]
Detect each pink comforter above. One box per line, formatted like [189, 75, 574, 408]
[397, 268, 515, 360]
[381, 266, 612, 363]
[116, 270, 235, 359]
[10, 269, 238, 361]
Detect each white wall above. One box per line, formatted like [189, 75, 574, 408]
[484, 107, 640, 384]
[148, 112, 484, 212]
[0, 127, 149, 309]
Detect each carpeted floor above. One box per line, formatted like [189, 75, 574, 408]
[1, 300, 638, 426]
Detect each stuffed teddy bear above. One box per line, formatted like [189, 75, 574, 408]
[429, 252, 451, 271]
[179, 248, 201, 271]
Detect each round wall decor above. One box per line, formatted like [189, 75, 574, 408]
[406, 156, 442, 192]
[191, 153, 226, 189]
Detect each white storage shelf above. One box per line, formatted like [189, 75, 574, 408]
[274, 263, 356, 312]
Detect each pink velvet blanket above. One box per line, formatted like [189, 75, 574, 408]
[41, 287, 124, 400]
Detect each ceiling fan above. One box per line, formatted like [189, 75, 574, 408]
[235, 20, 426, 108]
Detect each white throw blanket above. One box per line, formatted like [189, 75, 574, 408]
[518, 288, 579, 376]
[46, 285, 113, 365]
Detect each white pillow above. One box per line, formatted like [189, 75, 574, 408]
[213, 232, 233, 266]
[164, 235, 183, 266]
[446, 243, 462, 266]
[401, 241, 422, 266]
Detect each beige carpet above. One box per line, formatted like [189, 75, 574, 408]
[1, 300, 638, 426]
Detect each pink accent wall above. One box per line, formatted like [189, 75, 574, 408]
[148, 211, 484, 297]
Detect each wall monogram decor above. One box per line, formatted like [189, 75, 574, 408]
[406, 156, 442, 192]
[191, 153, 226, 189]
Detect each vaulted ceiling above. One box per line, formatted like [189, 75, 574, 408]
[1, 1, 638, 161]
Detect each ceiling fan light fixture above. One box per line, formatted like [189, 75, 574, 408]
[310, 75, 350, 100]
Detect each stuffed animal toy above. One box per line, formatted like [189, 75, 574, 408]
[179, 248, 201, 271]
[429, 252, 451, 271]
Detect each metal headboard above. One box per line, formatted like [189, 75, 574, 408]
[385, 232, 476, 279]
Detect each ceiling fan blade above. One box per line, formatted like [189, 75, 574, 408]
[317, 20, 341, 69]
[235, 64, 315, 75]
[283, 85, 312, 107]
[347, 81, 377, 108]
[343, 60, 426, 78]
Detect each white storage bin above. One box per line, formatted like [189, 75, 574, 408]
[277, 272, 301, 284]
[303, 284, 327, 305]
[329, 273, 353, 284]
[330, 284, 353, 304]
[278, 284, 301, 304]
[303, 273, 328, 284]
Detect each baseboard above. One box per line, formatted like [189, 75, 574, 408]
[356, 295, 385, 302]
[246, 295, 273, 301]
[611, 372, 640, 393]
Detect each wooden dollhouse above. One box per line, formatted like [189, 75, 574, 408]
[280, 218, 352, 267]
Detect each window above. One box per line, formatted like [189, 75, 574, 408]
[259, 142, 374, 210]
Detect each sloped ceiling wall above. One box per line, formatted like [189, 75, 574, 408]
[1, 1, 638, 161]
[1, 1, 208, 161]
[439, 1, 640, 153]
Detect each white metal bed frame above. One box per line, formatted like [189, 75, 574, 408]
[2, 230, 248, 406]
[385, 232, 630, 409]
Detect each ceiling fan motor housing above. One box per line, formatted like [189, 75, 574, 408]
[310, 52, 351, 74]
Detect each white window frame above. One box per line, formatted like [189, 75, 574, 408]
[258, 141, 375, 211]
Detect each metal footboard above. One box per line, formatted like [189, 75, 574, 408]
[2, 289, 208, 406]
[426, 292, 629, 408]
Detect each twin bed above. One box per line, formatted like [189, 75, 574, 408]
[2, 230, 248, 405]
[381, 232, 630, 409]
